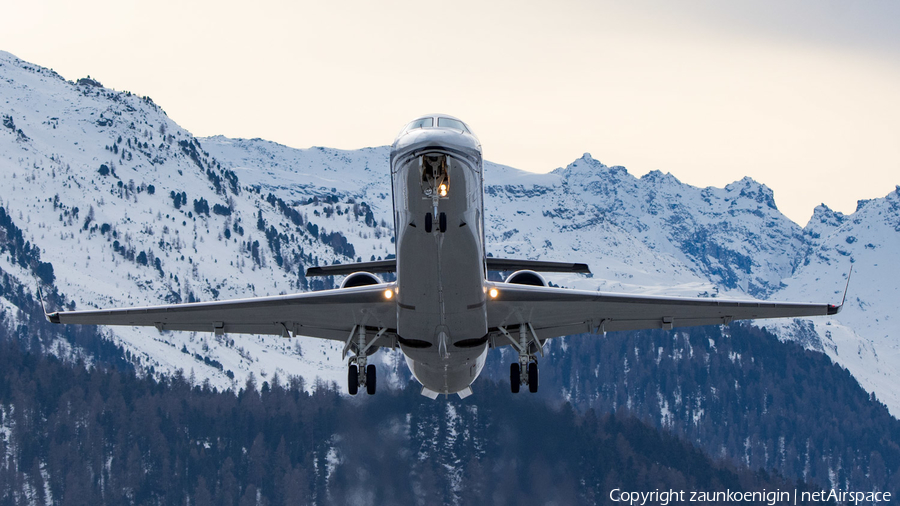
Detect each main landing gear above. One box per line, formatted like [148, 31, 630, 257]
[344, 325, 384, 395]
[510, 360, 539, 393]
[501, 324, 542, 394]
[347, 361, 376, 396]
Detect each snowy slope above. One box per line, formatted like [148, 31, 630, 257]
[765, 193, 900, 412]
[0, 50, 395, 392]
[480, 154, 807, 298]
[184, 147, 900, 417]
[1, 51, 898, 415]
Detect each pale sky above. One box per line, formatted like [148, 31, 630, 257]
[2, 0, 898, 225]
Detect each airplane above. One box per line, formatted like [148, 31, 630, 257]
[47, 114, 845, 399]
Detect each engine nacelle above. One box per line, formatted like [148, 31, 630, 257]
[340, 272, 383, 289]
[504, 270, 548, 287]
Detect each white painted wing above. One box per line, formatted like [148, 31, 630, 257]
[486, 283, 840, 340]
[48, 283, 397, 341]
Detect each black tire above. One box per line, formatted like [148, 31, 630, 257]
[528, 362, 539, 393]
[439, 212, 447, 233]
[348, 364, 359, 395]
[366, 364, 377, 395]
[425, 213, 433, 233]
[510, 363, 520, 394]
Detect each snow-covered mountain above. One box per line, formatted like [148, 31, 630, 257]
[0, 50, 397, 393]
[1, 50, 897, 415]
[764, 194, 900, 414]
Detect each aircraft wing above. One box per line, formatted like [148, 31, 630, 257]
[486, 283, 841, 341]
[47, 283, 397, 342]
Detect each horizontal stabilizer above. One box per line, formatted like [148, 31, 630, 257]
[420, 386, 440, 400]
[305, 258, 591, 276]
[486, 258, 591, 274]
[305, 259, 397, 277]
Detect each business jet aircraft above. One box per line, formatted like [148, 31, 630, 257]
[48, 114, 844, 399]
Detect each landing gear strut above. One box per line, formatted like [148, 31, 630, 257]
[502, 324, 542, 394]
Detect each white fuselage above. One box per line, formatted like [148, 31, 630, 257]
[390, 116, 489, 395]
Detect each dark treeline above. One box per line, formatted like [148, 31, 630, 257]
[482, 323, 900, 493]
[0, 207, 55, 285]
[0, 263, 132, 373]
[0, 333, 826, 506]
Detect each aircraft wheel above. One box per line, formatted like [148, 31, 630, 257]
[528, 362, 539, 393]
[425, 213, 433, 233]
[510, 363, 520, 394]
[439, 212, 447, 233]
[366, 364, 377, 395]
[348, 364, 359, 395]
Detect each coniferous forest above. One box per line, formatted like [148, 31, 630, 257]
[0, 334, 825, 506]
[482, 324, 900, 494]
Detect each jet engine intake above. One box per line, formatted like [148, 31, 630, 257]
[504, 270, 548, 287]
[340, 272, 383, 289]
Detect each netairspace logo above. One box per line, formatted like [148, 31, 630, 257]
[609, 488, 892, 505]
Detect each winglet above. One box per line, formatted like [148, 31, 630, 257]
[827, 265, 853, 315]
[36, 285, 60, 323]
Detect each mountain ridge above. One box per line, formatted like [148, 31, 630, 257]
[1, 49, 897, 417]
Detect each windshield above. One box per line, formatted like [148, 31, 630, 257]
[402, 117, 433, 135]
[437, 117, 468, 132]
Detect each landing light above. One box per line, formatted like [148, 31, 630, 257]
[489, 288, 499, 298]
[384, 289, 393, 299]
[439, 184, 447, 197]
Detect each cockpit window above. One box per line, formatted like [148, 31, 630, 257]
[437, 117, 468, 132]
[406, 117, 433, 131]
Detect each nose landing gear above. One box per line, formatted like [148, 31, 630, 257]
[424, 212, 447, 234]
